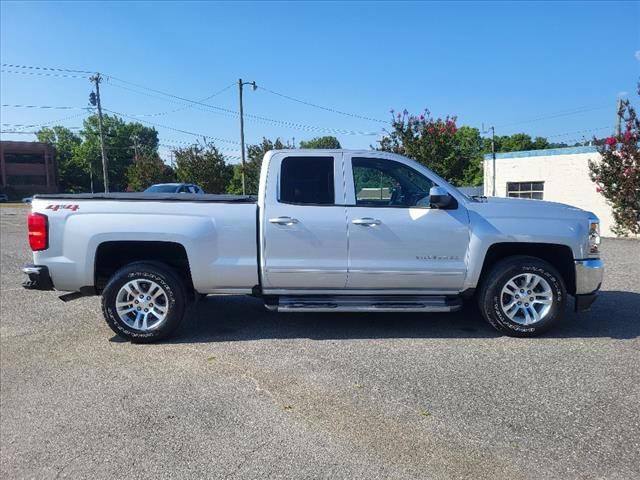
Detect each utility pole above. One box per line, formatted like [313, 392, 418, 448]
[615, 97, 623, 137]
[89, 73, 109, 192]
[490, 126, 496, 197]
[132, 134, 140, 162]
[238, 78, 257, 195]
[482, 125, 496, 196]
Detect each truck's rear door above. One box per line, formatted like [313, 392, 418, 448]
[261, 152, 347, 290]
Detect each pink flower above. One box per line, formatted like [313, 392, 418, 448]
[428, 127, 435, 134]
[605, 137, 617, 146]
[439, 127, 446, 133]
[596, 186, 603, 193]
[623, 130, 633, 141]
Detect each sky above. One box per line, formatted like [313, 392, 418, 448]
[1, 0, 639, 162]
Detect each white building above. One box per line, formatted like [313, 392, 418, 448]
[483, 146, 618, 237]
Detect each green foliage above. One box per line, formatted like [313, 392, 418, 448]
[227, 137, 294, 194]
[174, 143, 233, 193]
[299, 136, 342, 149]
[378, 111, 570, 186]
[486, 133, 567, 154]
[455, 126, 484, 186]
[80, 114, 159, 192]
[378, 110, 470, 185]
[589, 99, 640, 236]
[36, 126, 84, 192]
[37, 114, 159, 192]
[126, 154, 176, 191]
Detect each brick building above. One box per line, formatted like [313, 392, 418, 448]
[0, 141, 58, 198]
[483, 145, 617, 236]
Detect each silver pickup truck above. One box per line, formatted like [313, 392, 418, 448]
[22, 149, 603, 341]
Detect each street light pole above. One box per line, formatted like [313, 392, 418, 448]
[238, 78, 257, 196]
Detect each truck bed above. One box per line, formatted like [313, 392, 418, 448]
[34, 193, 257, 203]
[30, 195, 259, 293]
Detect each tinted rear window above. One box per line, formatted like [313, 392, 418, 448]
[280, 156, 334, 205]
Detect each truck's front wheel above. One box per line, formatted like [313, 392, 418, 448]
[101, 262, 186, 343]
[478, 256, 566, 337]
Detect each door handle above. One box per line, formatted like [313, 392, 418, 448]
[352, 217, 381, 226]
[269, 216, 299, 225]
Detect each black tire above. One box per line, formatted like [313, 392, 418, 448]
[101, 262, 186, 343]
[478, 255, 566, 337]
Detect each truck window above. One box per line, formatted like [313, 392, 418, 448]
[352, 157, 434, 207]
[280, 156, 334, 205]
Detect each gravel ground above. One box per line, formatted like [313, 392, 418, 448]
[1, 206, 639, 479]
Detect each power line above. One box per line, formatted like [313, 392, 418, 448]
[546, 126, 611, 139]
[1, 63, 93, 74]
[1, 69, 89, 79]
[2, 104, 86, 110]
[5, 111, 89, 132]
[4, 64, 382, 136]
[136, 82, 236, 118]
[1, 130, 49, 135]
[259, 85, 387, 123]
[495, 105, 609, 128]
[106, 75, 380, 136]
[103, 107, 240, 145]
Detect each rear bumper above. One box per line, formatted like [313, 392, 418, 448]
[22, 264, 54, 291]
[574, 259, 604, 312]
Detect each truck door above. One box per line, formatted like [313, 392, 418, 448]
[344, 154, 470, 292]
[261, 152, 348, 290]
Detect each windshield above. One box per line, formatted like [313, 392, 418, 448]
[144, 185, 178, 193]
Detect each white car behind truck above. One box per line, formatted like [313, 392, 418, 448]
[22, 149, 604, 341]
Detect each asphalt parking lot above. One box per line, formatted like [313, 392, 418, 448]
[1, 206, 639, 479]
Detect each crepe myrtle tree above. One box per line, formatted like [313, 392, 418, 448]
[589, 98, 640, 235]
[378, 109, 475, 185]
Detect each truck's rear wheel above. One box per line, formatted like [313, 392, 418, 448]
[478, 256, 566, 337]
[101, 262, 186, 343]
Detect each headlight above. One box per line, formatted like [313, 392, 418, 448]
[588, 221, 601, 256]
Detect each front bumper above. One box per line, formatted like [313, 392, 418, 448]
[574, 258, 604, 312]
[22, 264, 54, 291]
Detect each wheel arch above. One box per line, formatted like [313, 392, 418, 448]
[478, 242, 576, 294]
[94, 241, 194, 295]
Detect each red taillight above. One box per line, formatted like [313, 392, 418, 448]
[28, 213, 48, 251]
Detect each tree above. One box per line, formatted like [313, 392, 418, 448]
[378, 110, 471, 185]
[450, 126, 483, 186]
[589, 98, 640, 235]
[227, 137, 294, 194]
[174, 142, 233, 193]
[126, 154, 176, 191]
[487, 133, 567, 154]
[36, 126, 84, 192]
[299, 136, 341, 149]
[80, 114, 159, 192]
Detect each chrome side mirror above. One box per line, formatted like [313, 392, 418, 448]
[429, 186, 452, 208]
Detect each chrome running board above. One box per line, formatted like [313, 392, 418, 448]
[267, 295, 462, 313]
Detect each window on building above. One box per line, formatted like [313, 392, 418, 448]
[4, 153, 45, 164]
[507, 182, 544, 200]
[6, 175, 47, 186]
[280, 156, 334, 205]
